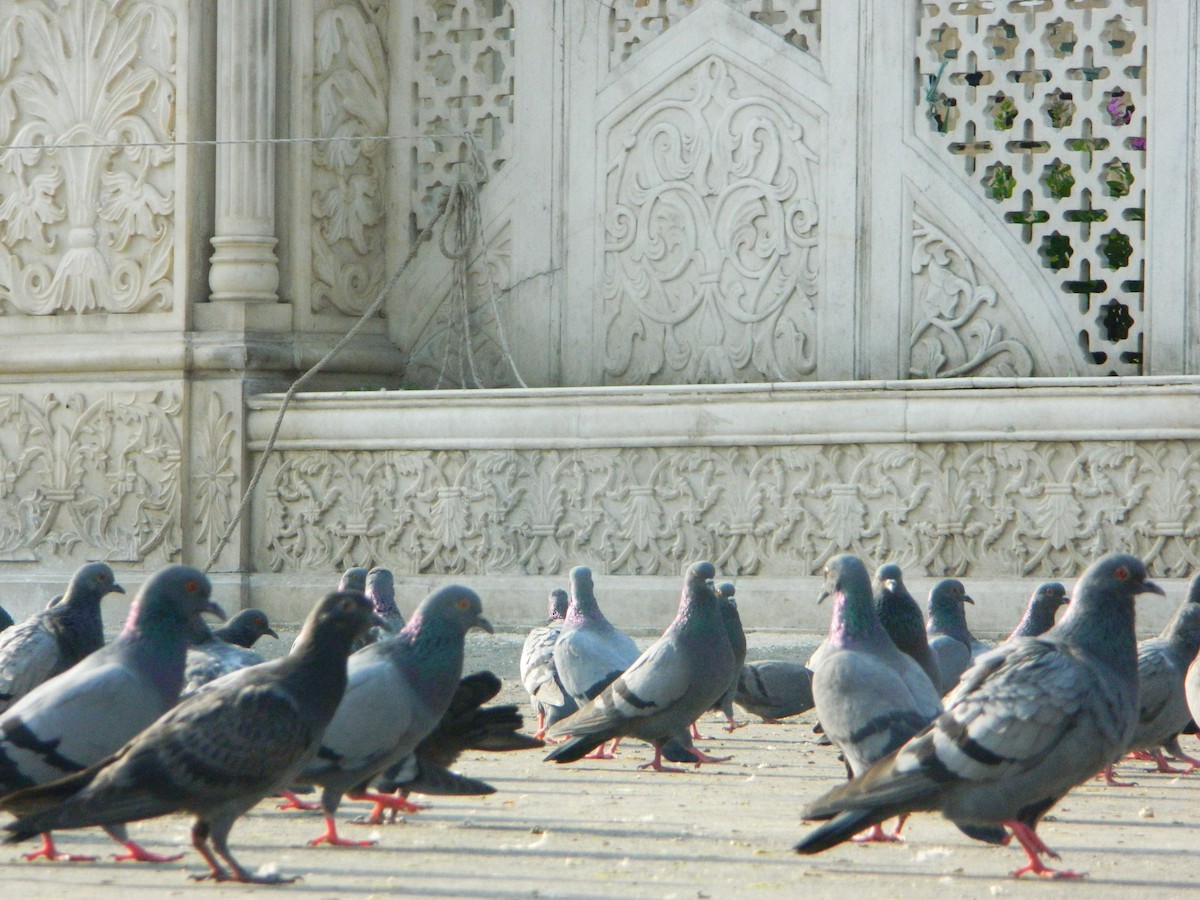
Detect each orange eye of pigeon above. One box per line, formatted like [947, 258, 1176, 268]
[186, 580, 198, 592]
[1114, 566, 1129, 581]
[457, 598, 469, 610]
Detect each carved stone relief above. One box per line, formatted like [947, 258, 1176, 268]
[0, 389, 182, 563]
[0, 0, 176, 316]
[602, 56, 820, 385]
[256, 438, 1200, 579]
[191, 391, 236, 564]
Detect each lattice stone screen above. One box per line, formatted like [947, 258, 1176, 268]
[917, 0, 1148, 376]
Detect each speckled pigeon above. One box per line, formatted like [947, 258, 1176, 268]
[182, 610, 277, 698]
[733, 661, 814, 723]
[0, 563, 125, 713]
[294, 584, 492, 846]
[810, 555, 942, 842]
[926, 578, 981, 693]
[1006, 583, 1069, 641]
[545, 561, 736, 772]
[1, 590, 378, 884]
[874, 563, 943, 694]
[520, 588, 577, 738]
[0, 565, 222, 863]
[796, 553, 1164, 879]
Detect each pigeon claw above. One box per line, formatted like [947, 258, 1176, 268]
[22, 833, 96, 863]
[850, 824, 904, 844]
[276, 789, 321, 811]
[1004, 820, 1080, 879]
[308, 816, 377, 847]
[112, 841, 185, 863]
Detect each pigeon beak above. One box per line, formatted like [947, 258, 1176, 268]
[962, 594, 974, 605]
[203, 600, 227, 620]
[884, 579, 898, 593]
[817, 588, 831, 605]
[473, 614, 494, 634]
[1142, 579, 1166, 597]
[265, 627, 280, 639]
[370, 612, 387, 629]
[112, 583, 127, 595]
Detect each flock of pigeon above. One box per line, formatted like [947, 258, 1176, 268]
[0, 551, 1196, 884]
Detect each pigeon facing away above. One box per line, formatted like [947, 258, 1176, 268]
[545, 561, 736, 772]
[734, 661, 814, 723]
[1007, 583, 1069, 641]
[554, 566, 640, 704]
[0, 563, 125, 713]
[874, 564, 943, 694]
[295, 585, 492, 846]
[182, 612, 276, 698]
[0, 565, 222, 863]
[926, 579, 979, 693]
[364, 567, 404, 643]
[520, 588, 577, 737]
[1, 590, 379, 884]
[796, 553, 1164, 879]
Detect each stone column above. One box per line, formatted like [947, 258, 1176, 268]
[208, 0, 279, 302]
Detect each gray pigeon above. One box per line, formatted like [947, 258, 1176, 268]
[213, 608, 278, 648]
[0, 563, 125, 713]
[182, 613, 273, 698]
[796, 553, 1164, 879]
[364, 566, 403, 642]
[0, 565, 222, 863]
[520, 588, 577, 737]
[926, 578, 979, 693]
[710, 582, 748, 732]
[874, 564, 943, 694]
[292, 567, 369, 653]
[733, 660, 814, 723]
[294, 584, 492, 846]
[1006, 582, 1069, 641]
[545, 561, 736, 772]
[1, 590, 378, 884]
[811, 555, 942, 842]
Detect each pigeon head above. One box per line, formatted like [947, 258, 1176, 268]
[337, 567, 370, 594]
[1032, 582, 1068, 609]
[293, 590, 379, 658]
[686, 561, 717, 590]
[1055, 554, 1163, 666]
[818, 555, 882, 645]
[818, 555, 872, 605]
[567, 566, 601, 621]
[123, 566, 224, 637]
[547, 588, 569, 620]
[873, 563, 904, 594]
[61, 562, 126, 606]
[215, 608, 278, 648]
[1009, 581, 1069, 639]
[716, 582, 736, 605]
[1067, 553, 1163, 615]
[365, 567, 398, 614]
[408, 585, 492, 637]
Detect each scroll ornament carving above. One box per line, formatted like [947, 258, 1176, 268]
[311, 2, 388, 316]
[0, 390, 182, 563]
[603, 57, 820, 385]
[0, 0, 176, 315]
[192, 392, 236, 561]
[910, 213, 1035, 378]
[256, 440, 1200, 579]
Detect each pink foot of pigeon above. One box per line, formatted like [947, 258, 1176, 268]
[21, 833, 96, 863]
[348, 789, 427, 825]
[850, 823, 904, 844]
[307, 814, 377, 847]
[111, 839, 185, 863]
[583, 740, 617, 760]
[637, 745, 688, 774]
[1098, 764, 1137, 787]
[276, 789, 321, 811]
[684, 746, 732, 767]
[690, 721, 704, 741]
[722, 715, 743, 733]
[1146, 749, 1195, 774]
[1127, 750, 1155, 761]
[1005, 820, 1082, 879]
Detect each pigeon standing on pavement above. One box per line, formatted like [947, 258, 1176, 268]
[294, 584, 492, 846]
[545, 561, 736, 772]
[1, 590, 378, 884]
[874, 564, 942, 694]
[796, 553, 1164, 879]
[709, 582, 748, 733]
[182, 610, 277, 698]
[926, 578, 981, 692]
[733, 660, 814, 723]
[0, 563, 125, 713]
[0, 565, 222, 863]
[520, 588, 577, 738]
[1006, 583, 1069, 641]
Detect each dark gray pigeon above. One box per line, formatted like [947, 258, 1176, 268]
[811, 555, 942, 842]
[0, 605, 13, 632]
[181, 612, 276, 698]
[292, 567, 369, 653]
[294, 584, 492, 846]
[0, 563, 125, 713]
[1, 590, 378, 884]
[796, 553, 1164, 879]
[520, 588, 577, 737]
[874, 564, 942, 694]
[545, 561, 736, 772]
[1006, 582, 1069, 641]
[926, 578, 979, 693]
[213, 608, 278, 648]
[0, 565, 222, 863]
[733, 661, 814, 723]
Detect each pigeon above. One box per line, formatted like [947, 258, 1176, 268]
[520, 588, 577, 738]
[545, 561, 737, 772]
[0, 563, 125, 713]
[1112, 601, 1200, 778]
[213, 608, 278, 648]
[181, 612, 275, 698]
[0, 565, 222, 863]
[294, 584, 492, 846]
[364, 566, 404, 641]
[733, 661, 814, 723]
[926, 578, 981, 692]
[292, 567, 368, 653]
[0, 605, 12, 632]
[796, 552, 1164, 879]
[710, 582, 748, 732]
[1006, 583, 1069, 641]
[810, 555, 942, 841]
[874, 563, 943, 694]
[1, 590, 379, 884]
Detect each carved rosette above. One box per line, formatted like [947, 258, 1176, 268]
[603, 57, 820, 385]
[0, 0, 176, 315]
[310, 1, 389, 316]
[255, 439, 1200, 578]
[0, 390, 182, 562]
[910, 212, 1036, 378]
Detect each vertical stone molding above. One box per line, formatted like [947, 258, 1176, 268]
[208, 0, 280, 302]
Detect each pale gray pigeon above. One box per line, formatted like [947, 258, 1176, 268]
[1, 590, 378, 884]
[874, 564, 943, 693]
[182, 611, 276, 698]
[554, 566, 639, 704]
[926, 578, 980, 693]
[545, 561, 736, 772]
[294, 584, 492, 846]
[811, 555, 942, 842]
[734, 661, 814, 722]
[0, 563, 125, 713]
[520, 588, 576, 737]
[0, 565, 222, 863]
[796, 553, 1164, 879]
[1006, 582, 1069, 641]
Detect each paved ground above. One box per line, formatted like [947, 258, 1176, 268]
[3, 631, 1200, 898]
